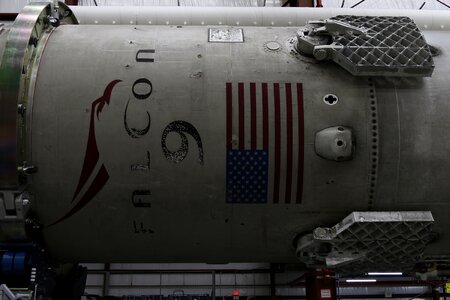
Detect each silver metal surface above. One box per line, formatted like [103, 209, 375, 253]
[0, 2, 77, 189]
[296, 211, 435, 272]
[20, 25, 450, 266]
[1, 5, 450, 270]
[27, 24, 373, 262]
[0, 2, 78, 246]
[0, 24, 9, 59]
[70, 6, 450, 31]
[0, 3, 50, 189]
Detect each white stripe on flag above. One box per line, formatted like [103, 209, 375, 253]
[267, 83, 275, 204]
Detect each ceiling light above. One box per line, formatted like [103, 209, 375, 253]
[367, 272, 403, 276]
[346, 279, 377, 283]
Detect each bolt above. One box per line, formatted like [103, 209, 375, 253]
[314, 49, 329, 61]
[24, 166, 37, 174]
[314, 227, 328, 238]
[20, 165, 38, 175]
[22, 199, 30, 206]
[29, 37, 39, 47]
[47, 16, 60, 27]
[18, 104, 26, 116]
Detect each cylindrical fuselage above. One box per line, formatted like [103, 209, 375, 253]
[1, 18, 450, 263]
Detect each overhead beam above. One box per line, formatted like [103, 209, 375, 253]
[0, 13, 18, 21]
[297, 0, 315, 7]
[282, 0, 314, 7]
[65, 0, 79, 5]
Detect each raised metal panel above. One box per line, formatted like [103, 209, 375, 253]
[296, 211, 435, 272]
[329, 15, 434, 77]
[208, 28, 244, 43]
[296, 16, 434, 77]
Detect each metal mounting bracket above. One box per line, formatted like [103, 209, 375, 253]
[0, 191, 31, 241]
[295, 16, 435, 77]
[296, 211, 435, 273]
[315, 126, 354, 162]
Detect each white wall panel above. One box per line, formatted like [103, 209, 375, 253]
[86, 274, 105, 285]
[216, 273, 235, 286]
[130, 274, 163, 286]
[78, 0, 266, 6]
[180, 0, 265, 6]
[109, 274, 134, 286]
[109, 263, 268, 270]
[184, 274, 213, 285]
[235, 273, 255, 285]
[79, 0, 177, 5]
[73, 0, 450, 9]
[0, 0, 28, 12]
[253, 273, 269, 285]
[161, 274, 185, 286]
[3, 0, 449, 12]
[84, 287, 103, 295]
[0, 0, 53, 13]
[324, 0, 449, 10]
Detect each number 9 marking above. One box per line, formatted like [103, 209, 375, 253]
[161, 121, 204, 165]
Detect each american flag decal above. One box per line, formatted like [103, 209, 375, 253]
[226, 82, 304, 204]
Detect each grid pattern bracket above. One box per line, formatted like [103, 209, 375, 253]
[296, 211, 435, 272]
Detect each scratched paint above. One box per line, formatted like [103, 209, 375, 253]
[133, 220, 154, 234]
[124, 78, 153, 139]
[130, 150, 151, 171]
[132, 190, 152, 208]
[124, 99, 151, 138]
[161, 121, 204, 165]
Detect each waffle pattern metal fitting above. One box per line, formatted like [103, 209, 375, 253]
[296, 211, 435, 273]
[330, 16, 434, 77]
[297, 16, 435, 77]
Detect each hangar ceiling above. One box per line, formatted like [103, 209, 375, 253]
[76, 0, 450, 9]
[1, 0, 450, 12]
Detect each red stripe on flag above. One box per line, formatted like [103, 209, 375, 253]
[226, 83, 233, 150]
[238, 82, 245, 150]
[285, 83, 293, 204]
[273, 83, 281, 204]
[262, 83, 269, 151]
[250, 82, 257, 150]
[296, 83, 304, 204]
